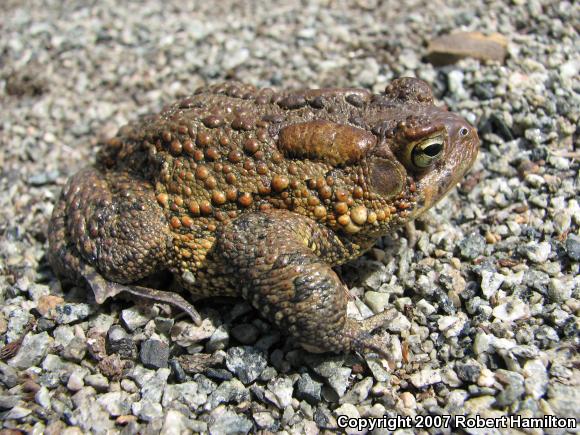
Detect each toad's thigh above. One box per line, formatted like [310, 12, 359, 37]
[48, 167, 171, 284]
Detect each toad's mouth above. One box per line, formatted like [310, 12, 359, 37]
[410, 159, 478, 220]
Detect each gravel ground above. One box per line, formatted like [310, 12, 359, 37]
[1, 0, 578, 434]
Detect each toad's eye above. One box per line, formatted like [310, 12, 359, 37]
[411, 137, 444, 169]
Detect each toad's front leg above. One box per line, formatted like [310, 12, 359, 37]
[216, 210, 390, 357]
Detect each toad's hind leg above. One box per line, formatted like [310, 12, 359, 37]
[216, 210, 390, 357]
[48, 167, 201, 324]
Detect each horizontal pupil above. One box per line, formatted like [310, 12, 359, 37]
[423, 143, 442, 157]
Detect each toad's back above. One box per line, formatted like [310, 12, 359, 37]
[99, 83, 383, 232]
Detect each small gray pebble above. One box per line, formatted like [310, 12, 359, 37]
[258, 366, 278, 382]
[140, 339, 169, 369]
[8, 332, 52, 369]
[97, 391, 132, 417]
[208, 406, 253, 435]
[35, 386, 51, 408]
[154, 317, 174, 335]
[340, 377, 373, 405]
[458, 234, 486, 260]
[107, 325, 137, 359]
[0, 406, 32, 420]
[366, 359, 390, 382]
[121, 306, 152, 331]
[66, 372, 84, 391]
[305, 355, 351, 397]
[0, 394, 20, 409]
[225, 346, 267, 384]
[204, 368, 234, 381]
[566, 234, 580, 261]
[314, 405, 337, 429]
[208, 378, 249, 409]
[28, 170, 59, 186]
[495, 369, 525, 407]
[84, 373, 109, 391]
[61, 336, 87, 362]
[53, 303, 93, 324]
[266, 376, 293, 409]
[455, 360, 481, 383]
[169, 358, 188, 383]
[206, 325, 230, 352]
[133, 400, 163, 422]
[296, 373, 322, 405]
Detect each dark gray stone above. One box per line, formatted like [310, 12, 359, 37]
[107, 325, 137, 359]
[154, 317, 174, 335]
[455, 360, 481, 383]
[0, 363, 19, 388]
[296, 372, 322, 404]
[140, 339, 169, 369]
[566, 234, 580, 261]
[314, 405, 337, 429]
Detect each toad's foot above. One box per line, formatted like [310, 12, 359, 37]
[82, 264, 202, 325]
[342, 309, 399, 358]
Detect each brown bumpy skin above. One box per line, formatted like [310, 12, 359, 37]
[48, 78, 479, 356]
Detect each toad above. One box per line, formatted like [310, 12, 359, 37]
[48, 78, 478, 356]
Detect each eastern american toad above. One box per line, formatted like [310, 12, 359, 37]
[48, 78, 479, 356]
